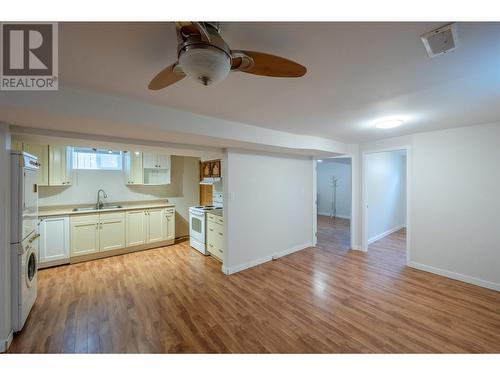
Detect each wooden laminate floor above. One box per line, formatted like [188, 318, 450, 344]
[8, 217, 500, 353]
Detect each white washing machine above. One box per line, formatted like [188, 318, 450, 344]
[11, 233, 38, 332]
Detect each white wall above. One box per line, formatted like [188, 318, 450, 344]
[39, 155, 199, 237]
[0, 123, 12, 352]
[317, 159, 351, 218]
[365, 151, 406, 243]
[359, 122, 500, 291]
[225, 150, 314, 273]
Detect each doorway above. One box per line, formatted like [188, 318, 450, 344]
[316, 157, 352, 252]
[362, 148, 409, 265]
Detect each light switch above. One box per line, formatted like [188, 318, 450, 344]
[230, 192, 235, 201]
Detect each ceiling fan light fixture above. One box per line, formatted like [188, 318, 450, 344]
[178, 46, 231, 86]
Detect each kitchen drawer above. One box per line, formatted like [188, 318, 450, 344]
[71, 213, 100, 224]
[207, 226, 224, 262]
[209, 244, 223, 261]
[207, 220, 220, 235]
[207, 235, 223, 260]
[207, 214, 224, 224]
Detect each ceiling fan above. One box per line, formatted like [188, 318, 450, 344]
[148, 22, 307, 90]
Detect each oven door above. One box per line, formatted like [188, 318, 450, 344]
[190, 210, 205, 244]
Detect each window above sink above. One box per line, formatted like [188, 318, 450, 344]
[72, 147, 123, 171]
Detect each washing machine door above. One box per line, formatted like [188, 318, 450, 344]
[25, 247, 37, 288]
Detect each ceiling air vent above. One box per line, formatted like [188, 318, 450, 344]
[421, 23, 458, 58]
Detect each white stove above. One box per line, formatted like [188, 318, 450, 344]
[189, 205, 222, 254]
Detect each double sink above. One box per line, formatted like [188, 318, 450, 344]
[72, 204, 123, 212]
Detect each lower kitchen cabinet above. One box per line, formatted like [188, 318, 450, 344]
[69, 207, 175, 259]
[147, 208, 164, 243]
[38, 215, 70, 267]
[126, 208, 168, 246]
[70, 214, 100, 256]
[126, 210, 147, 247]
[99, 212, 126, 252]
[163, 207, 175, 240]
[207, 213, 224, 261]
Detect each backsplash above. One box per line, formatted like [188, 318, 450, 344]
[39, 155, 193, 207]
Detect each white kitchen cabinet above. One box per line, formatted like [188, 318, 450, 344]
[11, 136, 23, 152]
[126, 209, 147, 247]
[99, 212, 126, 252]
[142, 152, 157, 169]
[126, 208, 173, 246]
[207, 213, 224, 262]
[163, 207, 175, 241]
[124, 151, 144, 185]
[70, 214, 100, 256]
[23, 143, 49, 186]
[38, 216, 70, 267]
[143, 152, 170, 185]
[157, 154, 170, 169]
[146, 208, 164, 243]
[49, 145, 72, 186]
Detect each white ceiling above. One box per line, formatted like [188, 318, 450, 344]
[54, 22, 499, 143]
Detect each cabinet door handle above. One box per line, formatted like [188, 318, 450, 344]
[218, 232, 223, 236]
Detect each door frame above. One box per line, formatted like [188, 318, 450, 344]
[361, 145, 411, 266]
[313, 154, 355, 250]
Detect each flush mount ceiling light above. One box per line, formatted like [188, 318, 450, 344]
[375, 119, 405, 129]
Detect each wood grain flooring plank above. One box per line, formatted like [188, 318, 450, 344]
[8, 216, 500, 353]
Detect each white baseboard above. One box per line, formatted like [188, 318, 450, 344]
[225, 242, 313, 275]
[0, 329, 13, 353]
[408, 261, 500, 292]
[368, 224, 405, 245]
[317, 212, 351, 219]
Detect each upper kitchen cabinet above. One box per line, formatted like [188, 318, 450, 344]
[11, 136, 23, 152]
[13, 139, 71, 187]
[23, 143, 49, 186]
[49, 145, 72, 186]
[124, 151, 144, 185]
[143, 152, 171, 185]
[200, 159, 221, 180]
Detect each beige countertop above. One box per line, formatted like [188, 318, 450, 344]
[209, 209, 223, 217]
[39, 200, 175, 217]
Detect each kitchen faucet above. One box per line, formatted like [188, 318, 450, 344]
[97, 189, 108, 209]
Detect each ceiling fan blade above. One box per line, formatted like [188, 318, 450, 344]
[148, 63, 185, 90]
[231, 50, 306, 78]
